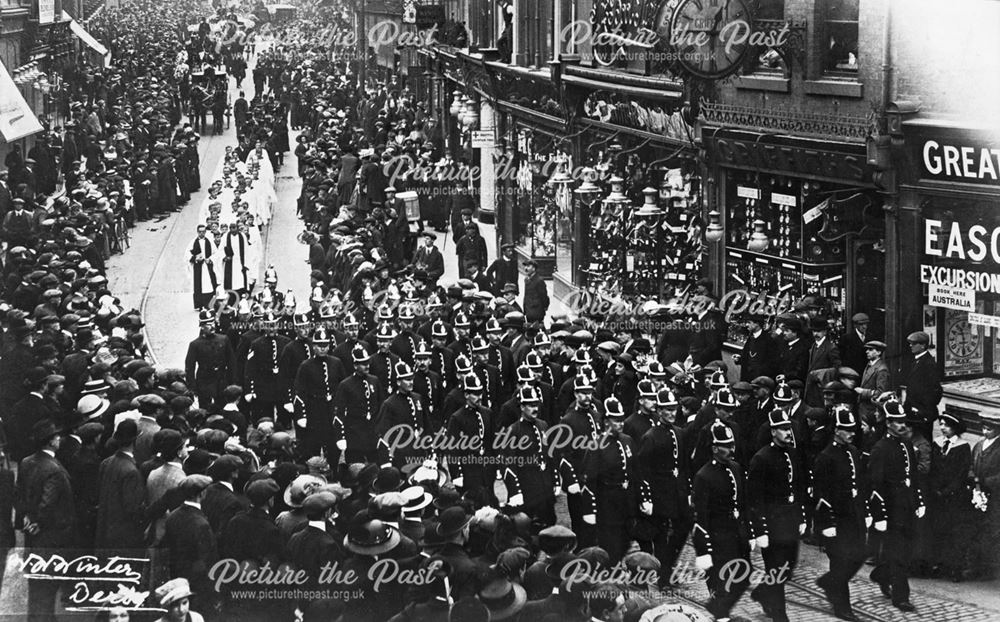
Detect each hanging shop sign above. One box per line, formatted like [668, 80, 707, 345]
[911, 126, 1000, 187]
[706, 136, 870, 184]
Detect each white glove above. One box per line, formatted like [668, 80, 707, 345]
[916, 505, 926, 518]
[566, 483, 581, 495]
[453, 476, 464, 488]
[874, 520, 887, 532]
[583, 513, 596, 525]
[755, 535, 770, 549]
[695, 555, 713, 571]
[335, 439, 347, 451]
[799, 523, 807, 536]
[283, 402, 294, 413]
[244, 392, 255, 402]
[865, 515, 873, 528]
[640, 501, 653, 515]
[553, 486, 562, 496]
[821, 527, 837, 538]
[508, 493, 524, 507]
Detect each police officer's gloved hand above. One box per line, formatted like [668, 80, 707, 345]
[695, 555, 712, 571]
[566, 483, 581, 494]
[874, 520, 887, 532]
[336, 439, 347, 451]
[821, 527, 837, 538]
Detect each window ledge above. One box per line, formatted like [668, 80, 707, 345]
[804, 79, 864, 98]
[734, 74, 790, 93]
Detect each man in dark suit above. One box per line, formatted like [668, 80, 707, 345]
[6, 367, 54, 463]
[284, 491, 342, 582]
[201, 455, 248, 537]
[163, 474, 218, 608]
[839, 313, 871, 376]
[778, 318, 810, 385]
[897, 331, 942, 440]
[737, 314, 781, 382]
[805, 317, 842, 406]
[455, 224, 488, 280]
[412, 232, 445, 286]
[185, 313, 237, 412]
[96, 419, 147, 555]
[522, 260, 549, 324]
[17, 419, 76, 621]
[219, 479, 282, 565]
[486, 244, 519, 296]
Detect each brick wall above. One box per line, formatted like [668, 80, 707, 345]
[715, 0, 885, 131]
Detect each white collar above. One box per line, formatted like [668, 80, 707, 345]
[167, 461, 183, 469]
[937, 436, 966, 449]
[788, 338, 799, 346]
[42, 449, 56, 458]
[814, 336, 826, 347]
[915, 350, 929, 360]
[308, 520, 327, 531]
[184, 500, 202, 509]
[121, 449, 134, 459]
[219, 481, 234, 491]
[751, 329, 763, 338]
[223, 403, 240, 411]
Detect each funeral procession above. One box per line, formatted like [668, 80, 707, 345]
[0, 0, 998, 620]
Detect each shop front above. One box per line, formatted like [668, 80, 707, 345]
[900, 119, 1000, 424]
[702, 128, 885, 351]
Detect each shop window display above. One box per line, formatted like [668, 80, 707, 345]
[721, 171, 881, 347]
[920, 199, 1000, 397]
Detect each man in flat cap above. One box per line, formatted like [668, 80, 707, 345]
[202, 454, 248, 537]
[839, 312, 873, 376]
[856, 340, 890, 423]
[164, 474, 218, 612]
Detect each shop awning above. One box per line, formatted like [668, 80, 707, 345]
[63, 10, 109, 57]
[0, 60, 44, 142]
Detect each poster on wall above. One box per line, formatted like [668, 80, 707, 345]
[944, 305, 985, 377]
[39, 0, 56, 24]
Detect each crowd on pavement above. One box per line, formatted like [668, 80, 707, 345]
[2, 1, 1000, 622]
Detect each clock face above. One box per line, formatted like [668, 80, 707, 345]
[666, 0, 753, 79]
[947, 320, 980, 358]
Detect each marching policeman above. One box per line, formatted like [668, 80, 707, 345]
[370, 324, 402, 391]
[746, 409, 807, 622]
[184, 310, 236, 411]
[332, 344, 386, 463]
[470, 336, 502, 411]
[331, 312, 362, 375]
[446, 374, 493, 505]
[502, 385, 556, 524]
[412, 341, 445, 429]
[624, 380, 659, 442]
[244, 312, 292, 426]
[558, 374, 603, 546]
[293, 328, 345, 460]
[375, 361, 430, 468]
[636, 387, 691, 576]
[583, 397, 641, 563]
[390, 304, 422, 365]
[868, 399, 924, 612]
[814, 406, 870, 622]
[692, 421, 753, 621]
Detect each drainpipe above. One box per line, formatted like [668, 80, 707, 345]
[552, 0, 562, 62]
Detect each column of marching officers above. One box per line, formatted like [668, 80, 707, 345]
[184, 295, 940, 622]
